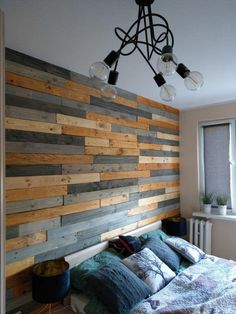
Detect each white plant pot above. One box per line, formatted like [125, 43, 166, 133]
[218, 205, 227, 215]
[203, 204, 211, 214]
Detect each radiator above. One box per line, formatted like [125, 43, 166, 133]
[188, 219, 212, 254]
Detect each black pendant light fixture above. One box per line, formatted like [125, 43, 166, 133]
[89, 0, 203, 102]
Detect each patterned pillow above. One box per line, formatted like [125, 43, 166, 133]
[122, 248, 176, 293]
[164, 237, 205, 263]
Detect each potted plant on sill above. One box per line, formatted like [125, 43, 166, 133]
[201, 193, 214, 214]
[216, 195, 228, 215]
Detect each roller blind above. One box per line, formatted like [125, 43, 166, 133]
[203, 123, 231, 207]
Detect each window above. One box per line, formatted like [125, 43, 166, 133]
[199, 119, 236, 210]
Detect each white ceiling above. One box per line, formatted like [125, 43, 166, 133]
[1, 0, 236, 110]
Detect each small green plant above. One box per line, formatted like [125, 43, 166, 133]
[201, 193, 214, 204]
[216, 195, 228, 206]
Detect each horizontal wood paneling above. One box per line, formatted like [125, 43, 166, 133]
[5, 48, 180, 312]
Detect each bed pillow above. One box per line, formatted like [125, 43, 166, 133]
[143, 237, 181, 272]
[70, 249, 122, 294]
[87, 262, 151, 314]
[139, 229, 169, 245]
[119, 235, 142, 253]
[122, 248, 176, 294]
[165, 237, 205, 263]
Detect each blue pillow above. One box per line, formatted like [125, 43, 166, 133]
[70, 249, 122, 295]
[139, 229, 169, 245]
[143, 237, 181, 272]
[87, 262, 152, 314]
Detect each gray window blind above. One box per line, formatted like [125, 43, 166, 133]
[203, 124, 231, 207]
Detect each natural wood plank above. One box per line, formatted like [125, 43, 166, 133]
[85, 147, 139, 156]
[6, 117, 61, 134]
[62, 125, 137, 142]
[6, 185, 67, 202]
[139, 192, 180, 206]
[6, 72, 90, 103]
[6, 200, 100, 227]
[6, 153, 93, 165]
[136, 95, 179, 115]
[115, 96, 137, 109]
[157, 132, 179, 141]
[86, 112, 148, 130]
[128, 203, 157, 216]
[138, 116, 179, 131]
[165, 186, 180, 193]
[109, 140, 138, 149]
[139, 181, 179, 192]
[100, 170, 150, 181]
[57, 113, 111, 131]
[6, 173, 100, 190]
[6, 232, 46, 252]
[6, 257, 34, 278]
[139, 156, 179, 164]
[138, 143, 179, 152]
[6, 267, 32, 288]
[138, 163, 179, 170]
[101, 222, 138, 241]
[85, 137, 109, 147]
[101, 193, 129, 207]
[137, 208, 180, 227]
[64, 79, 100, 97]
[152, 113, 179, 126]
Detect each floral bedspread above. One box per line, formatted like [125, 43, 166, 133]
[131, 255, 236, 314]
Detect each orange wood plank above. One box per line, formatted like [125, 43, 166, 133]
[128, 203, 157, 216]
[6, 72, 90, 103]
[6, 185, 67, 202]
[6, 232, 46, 252]
[138, 116, 179, 131]
[62, 125, 137, 142]
[139, 180, 179, 192]
[138, 163, 179, 170]
[136, 95, 179, 115]
[6, 200, 100, 227]
[100, 170, 150, 181]
[86, 112, 148, 130]
[6, 257, 35, 278]
[85, 146, 139, 156]
[6, 153, 93, 165]
[137, 208, 180, 227]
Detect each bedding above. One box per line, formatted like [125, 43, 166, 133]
[131, 255, 236, 314]
[143, 237, 181, 272]
[123, 248, 176, 293]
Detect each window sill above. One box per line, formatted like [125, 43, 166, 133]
[193, 209, 236, 222]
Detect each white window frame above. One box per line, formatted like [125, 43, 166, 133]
[198, 119, 236, 211]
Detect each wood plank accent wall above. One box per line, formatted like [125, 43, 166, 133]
[5, 48, 180, 313]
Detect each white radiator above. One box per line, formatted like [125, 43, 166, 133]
[189, 219, 212, 254]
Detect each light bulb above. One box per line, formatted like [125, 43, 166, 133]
[157, 52, 178, 76]
[160, 84, 176, 102]
[184, 71, 204, 90]
[100, 84, 117, 102]
[89, 61, 109, 81]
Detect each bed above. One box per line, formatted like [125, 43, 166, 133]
[65, 221, 236, 314]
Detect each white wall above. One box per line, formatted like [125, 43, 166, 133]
[180, 102, 236, 260]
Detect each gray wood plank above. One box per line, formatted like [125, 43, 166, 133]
[111, 124, 157, 137]
[68, 178, 138, 194]
[18, 217, 61, 236]
[61, 200, 138, 226]
[149, 124, 179, 135]
[139, 188, 166, 199]
[6, 142, 84, 154]
[6, 226, 19, 240]
[6, 48, 71, 79]
[62, 163, 137, 174]
[94, 156, 138, 164]
[6, 105, 56, 123]
[6, 60, 66, 87]
[65, 185, 138, 204]
[6, 197, 63, 214]
[138, 175, 180, 184]
[6, 165, 62, 177]
[137, 103, 179, 121]
[141, 203, 180, 220]
[158, 198, 180, 208]
[137, 135, 179, 146]
[150, 169, 179, 177]
[6, 130, 84, 146]
[6, 234, 77, 264]
[140, 149, 179, 157]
